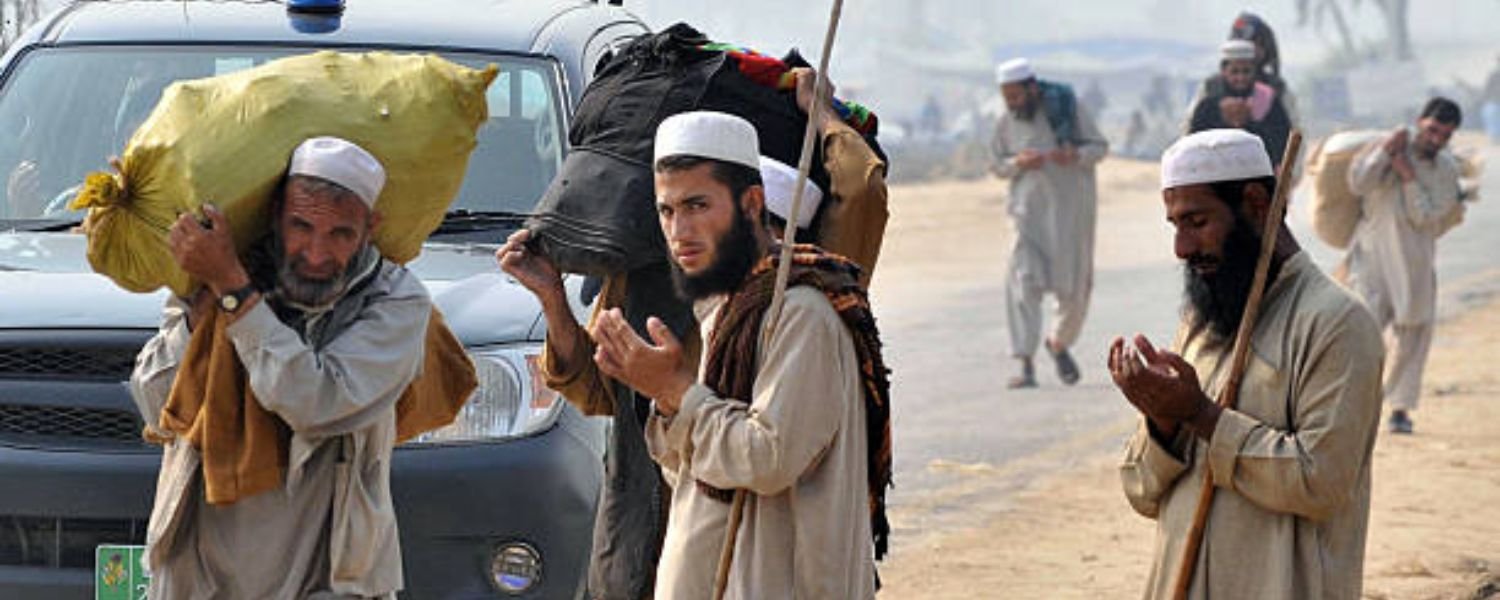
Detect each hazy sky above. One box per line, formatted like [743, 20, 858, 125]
[627, 0, 1497, 119]
[26, 0, 1496, 120]
[628, 0, 1498, 76]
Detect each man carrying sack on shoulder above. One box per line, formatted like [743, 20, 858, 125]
[130, 137, 473, 599]
[1340, 98, 1468, 434]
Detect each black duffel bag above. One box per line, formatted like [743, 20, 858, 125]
[527, 22, 828, 276]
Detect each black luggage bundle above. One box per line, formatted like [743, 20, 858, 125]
[526, 23, 835, 277]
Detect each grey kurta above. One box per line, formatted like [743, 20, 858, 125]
[644, 287, 875, 599]
[1120, 252, 1385, 599]
[989, 101, 1108, 356]
[130, 259, 430, 599]
[1341, 132, 1464, 411]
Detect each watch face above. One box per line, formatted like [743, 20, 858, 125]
[220, 294, 240, 312]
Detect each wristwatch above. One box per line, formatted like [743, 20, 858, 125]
[218, 284, 257, 314]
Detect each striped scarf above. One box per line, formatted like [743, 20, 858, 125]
[698, 244, 893, 559]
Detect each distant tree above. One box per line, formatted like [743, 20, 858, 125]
[1, 0, 42, 54]
[1295, 0, 1413, 61]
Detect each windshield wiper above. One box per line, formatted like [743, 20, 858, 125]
[2, 219, 84, 233]
[433, 209, 531, 234]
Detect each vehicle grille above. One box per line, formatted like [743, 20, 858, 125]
[0, 404, 143, 444]
[0, 516, 146, 569]
[0, 346, 139, 381]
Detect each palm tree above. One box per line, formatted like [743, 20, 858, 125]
[1295, 0, 1413, 61]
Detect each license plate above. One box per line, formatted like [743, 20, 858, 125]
[96, 545, 149, 600]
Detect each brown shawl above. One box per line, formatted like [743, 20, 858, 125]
[159, 307, 477, 505]
[698, 244, 893, 559]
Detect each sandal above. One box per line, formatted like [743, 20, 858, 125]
[1007, 361, 1037, 389]
[1050, 345, 1080, 386]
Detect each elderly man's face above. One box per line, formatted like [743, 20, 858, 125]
[276, 176, 379, 307]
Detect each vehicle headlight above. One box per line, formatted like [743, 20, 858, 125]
[489, 541, 543, 595]
[407, 344, 562, 445]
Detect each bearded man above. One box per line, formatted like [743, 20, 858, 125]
[580, 111, 889, 598]
[131, 137, 427, 598]
[989, 57, 1109, 388]
[1111, 129, 1384, 599]
[496, 68, 885, 600]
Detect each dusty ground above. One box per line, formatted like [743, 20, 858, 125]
[874, 153, 1500, 599]
[877, 297, 1500, 598]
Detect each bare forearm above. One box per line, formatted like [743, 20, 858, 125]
[537, 286, 581, 365]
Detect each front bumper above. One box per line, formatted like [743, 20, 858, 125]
[0, 405, 605, 600]
[0, 442, 157, 599]
[395, 405, 605, 599]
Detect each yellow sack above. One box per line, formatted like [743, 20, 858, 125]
[70, 51, 498, 295]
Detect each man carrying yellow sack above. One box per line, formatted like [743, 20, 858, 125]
[130, 137, 436, 599]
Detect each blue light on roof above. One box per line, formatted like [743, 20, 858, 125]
[287, 0, 345, 15]
[287, 0, 343, 33]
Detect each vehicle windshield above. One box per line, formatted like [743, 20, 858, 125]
[0, 46, 563, 224]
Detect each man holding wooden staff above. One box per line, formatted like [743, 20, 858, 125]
[1111, 129, 1384, 599]
[579, 110, 889, 598]
[497, 68, 887, 599]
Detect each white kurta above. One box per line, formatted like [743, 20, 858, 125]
[1343, 133, 1465, 326]
[1341, 132, 1464, 410]
[644, 287, 875, 599]
[989, 102, 1108, 356]
[1121, 252, 1385, 599]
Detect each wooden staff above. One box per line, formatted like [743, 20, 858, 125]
[711, 1, 845, 598]
[1169, 129, 1303, 600]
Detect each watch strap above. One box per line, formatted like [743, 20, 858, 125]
[218, 284, 257, 313]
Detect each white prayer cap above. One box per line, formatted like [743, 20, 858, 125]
[653, 111, 760, 170]
[995, 58, 1035, 85]
[1160, 129, 1274, 190]
[1220, 39, 1256, 62]
[288, 136, 386, 207]
[758, 156, 823, 230]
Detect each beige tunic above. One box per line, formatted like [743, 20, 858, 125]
[130, 260, 430, 599]
[644, 286, 875, 599]
[1343, 131, 1465, 325]
[1120, 252, 1385, 599]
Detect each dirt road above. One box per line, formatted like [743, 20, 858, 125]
[872, 140, 1500, 598]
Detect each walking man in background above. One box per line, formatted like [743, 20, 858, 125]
[989, 57, 1109, 388]
[1342, 98, 1468, 434]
